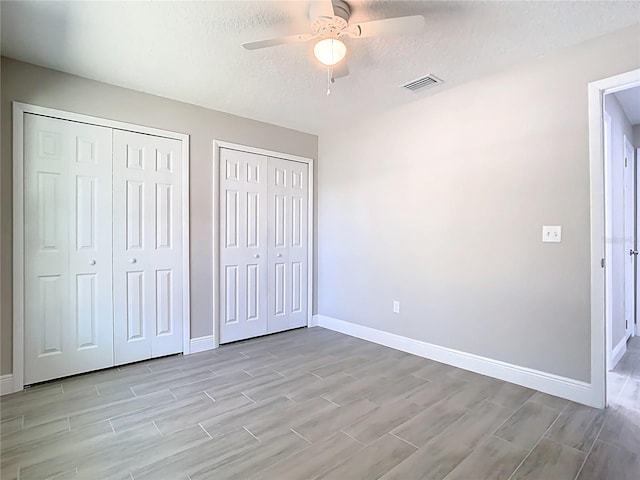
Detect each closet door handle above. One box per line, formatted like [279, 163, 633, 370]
[129, 258, 137, 264]
[254, 254, 260, 259]
[276, 253, 282, 258]
[89, 260, 96, 266]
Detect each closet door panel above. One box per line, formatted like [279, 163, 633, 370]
[24, 114, 114, 384]
[219, 148, 268, 343]
[150, 136, 183, 357]
[287, 161, 309, 329]
[267, 157, 308, 333]
[267, 158, 290, 333]
[113, 131, 183, 364]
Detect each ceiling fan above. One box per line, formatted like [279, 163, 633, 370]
[242, 0, 425, 85]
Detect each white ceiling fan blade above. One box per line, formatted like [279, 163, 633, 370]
[331, 62, 349, 80]
[242, 33, 316, 50]
[349, 15, 425, 38]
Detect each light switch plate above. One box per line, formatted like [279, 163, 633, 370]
[542, 226, 562, 243]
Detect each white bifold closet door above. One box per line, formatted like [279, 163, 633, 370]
[219, 148, 308, 343]
[113, 130, 184, 365]
[23, 114, 185, 384]
[24, 114, 114, 384]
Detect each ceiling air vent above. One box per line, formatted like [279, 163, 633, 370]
[401, 74, 443, 92]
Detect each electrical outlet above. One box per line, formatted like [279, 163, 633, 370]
[393, 301, 400, 314]
[542, 226, 562, 243]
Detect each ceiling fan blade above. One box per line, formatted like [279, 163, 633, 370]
[349, 15, 425, 38]
[242, 33, 316, 50]
[331, 62, 349, 80]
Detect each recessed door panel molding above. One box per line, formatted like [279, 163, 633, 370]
[274, 263, 286, 316]
[291, 261, 303, 314]
[226, 158, 240, 181]
[40, 275, 63, 355]
[246, 264, 260, 321]
[292, 170, 303, 189]
[225, 265, 239, 325]
[76, 273, 97, 349]
[156, 183, 172, 249]
[247, 192, 259, 248]
[38, 131, 61, 160]
[156, 269, 173, 336]
[76, 176, 96, 251]
[275, 167, 286, 187]
[126, 271, 145, 341]
[127, 145, 144, 170]
[226, 190, 239, 248]
[292, 196, 302, 247]
[37, 172, 60, 250]
[76, 137, 96, 164]
[156, 149, 172, 173]
[126, 181, 144, 250]
[274, 195, 287, 248]
[247, 162, 260, 184]
[15, 103, 190, 392]
[219, 148, 309, 342]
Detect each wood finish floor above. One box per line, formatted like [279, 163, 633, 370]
[610, 335, 640, 411]
[1, 327, 638, 480]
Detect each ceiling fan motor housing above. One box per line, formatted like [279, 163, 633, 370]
[312, 16, 348, 38]
[311, 0, 351, 38]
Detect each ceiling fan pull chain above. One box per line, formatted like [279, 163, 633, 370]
[327, 66, 332, 95]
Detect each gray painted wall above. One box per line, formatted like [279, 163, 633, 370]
[604, 93, 634, 352]
[317, 25, 640, 383]
[633, 125, 640, 147]
[0, 57, 318, 375]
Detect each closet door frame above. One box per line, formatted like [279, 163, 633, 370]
[213, 140, 314, 348]
[12, 102, 191, 394]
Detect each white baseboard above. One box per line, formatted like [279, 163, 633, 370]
[0, 374, 14, 396]
[189, 335, 216, 354]
[610, 335, 628, 370]
[308, 316, 319, 327]
[314, 314, 595, 407]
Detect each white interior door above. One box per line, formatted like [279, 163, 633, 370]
[267, 157, 308, 333]
[636, 147, 640, 337]
[219, 148, 268, 343]
[113, 130, 184, 364]
[624, 135, 635, 339]
[24, 114, 114, 384]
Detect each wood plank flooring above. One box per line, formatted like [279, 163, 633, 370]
[1, 327, 638, 479]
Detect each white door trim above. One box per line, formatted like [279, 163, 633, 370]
[588, 69, 640, 408]
[11, 102, 191, 394]
[603, 109, 614, 371]
[212, 140, 314, 348]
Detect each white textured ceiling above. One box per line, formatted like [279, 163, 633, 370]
[2, 1, 639, 134]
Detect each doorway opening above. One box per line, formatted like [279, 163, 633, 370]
[604, 84, 640, 408]
[589, 69, 640, 409]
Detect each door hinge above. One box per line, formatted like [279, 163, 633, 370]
[601, 258, 605, 268]
[625, 157, 628, 167]
[626, 319, 628, 329]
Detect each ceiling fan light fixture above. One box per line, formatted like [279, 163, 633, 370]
[313, 38, 346, 66]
